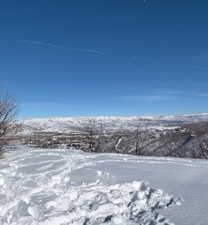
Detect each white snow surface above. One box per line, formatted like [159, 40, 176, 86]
[1, 145, 208, 225]
[0, 146, 181, 225]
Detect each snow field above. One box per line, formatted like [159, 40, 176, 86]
[0, 146, 178, 225]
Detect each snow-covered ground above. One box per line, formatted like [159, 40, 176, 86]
[0, 146, 208, 225]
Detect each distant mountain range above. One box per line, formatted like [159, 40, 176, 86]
[9, 113, 208, 159]
[19, 113, 208, 135]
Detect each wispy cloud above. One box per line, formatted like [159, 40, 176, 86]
[153, 89, 208, 98]
[72, 48, 105, 56]
[193, 65, 208, 70]
[17, 40, 61, 48]
[154, 90, 185, 95]
[17, 39, 104, 56]
[193, 92, 208, 97]
[20, 102, 79, 119]
[116, 89, 208, 102]
[117, 95, 173, 102]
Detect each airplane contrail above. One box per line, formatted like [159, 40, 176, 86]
[17, 40, 104, 56]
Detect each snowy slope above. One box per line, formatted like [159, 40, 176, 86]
[19, 113, 208, 134]
[1, 146, 208, 225]
[0, 146, 181, 225]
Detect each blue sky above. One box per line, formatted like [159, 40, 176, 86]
[1, 0, 208, 118]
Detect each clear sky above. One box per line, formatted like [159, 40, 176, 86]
[1, 0, 208, 118]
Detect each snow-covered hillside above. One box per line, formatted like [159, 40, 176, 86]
[1, 145, 208, 225]
[19, 113, 208, 134]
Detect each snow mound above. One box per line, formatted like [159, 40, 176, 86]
[0, 146, 178, 225]
[0, 181, 176, 225]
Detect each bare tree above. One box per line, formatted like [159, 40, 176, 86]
[76, 118, 105, 152]
[0, 91, 18, 150]
[135, 127, 140, 155]
[199, 141, 208, 159]
[134, 128, 147, 155]
[133, 120, 146, 155]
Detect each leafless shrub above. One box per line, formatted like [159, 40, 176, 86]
[0, 90, 18, 150]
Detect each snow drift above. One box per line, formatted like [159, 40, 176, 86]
[0, 146, 178, 225]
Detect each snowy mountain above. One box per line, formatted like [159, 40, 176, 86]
[19, 113, 208, 135]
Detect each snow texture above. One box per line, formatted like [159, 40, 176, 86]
[0, 146, 179, 225]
